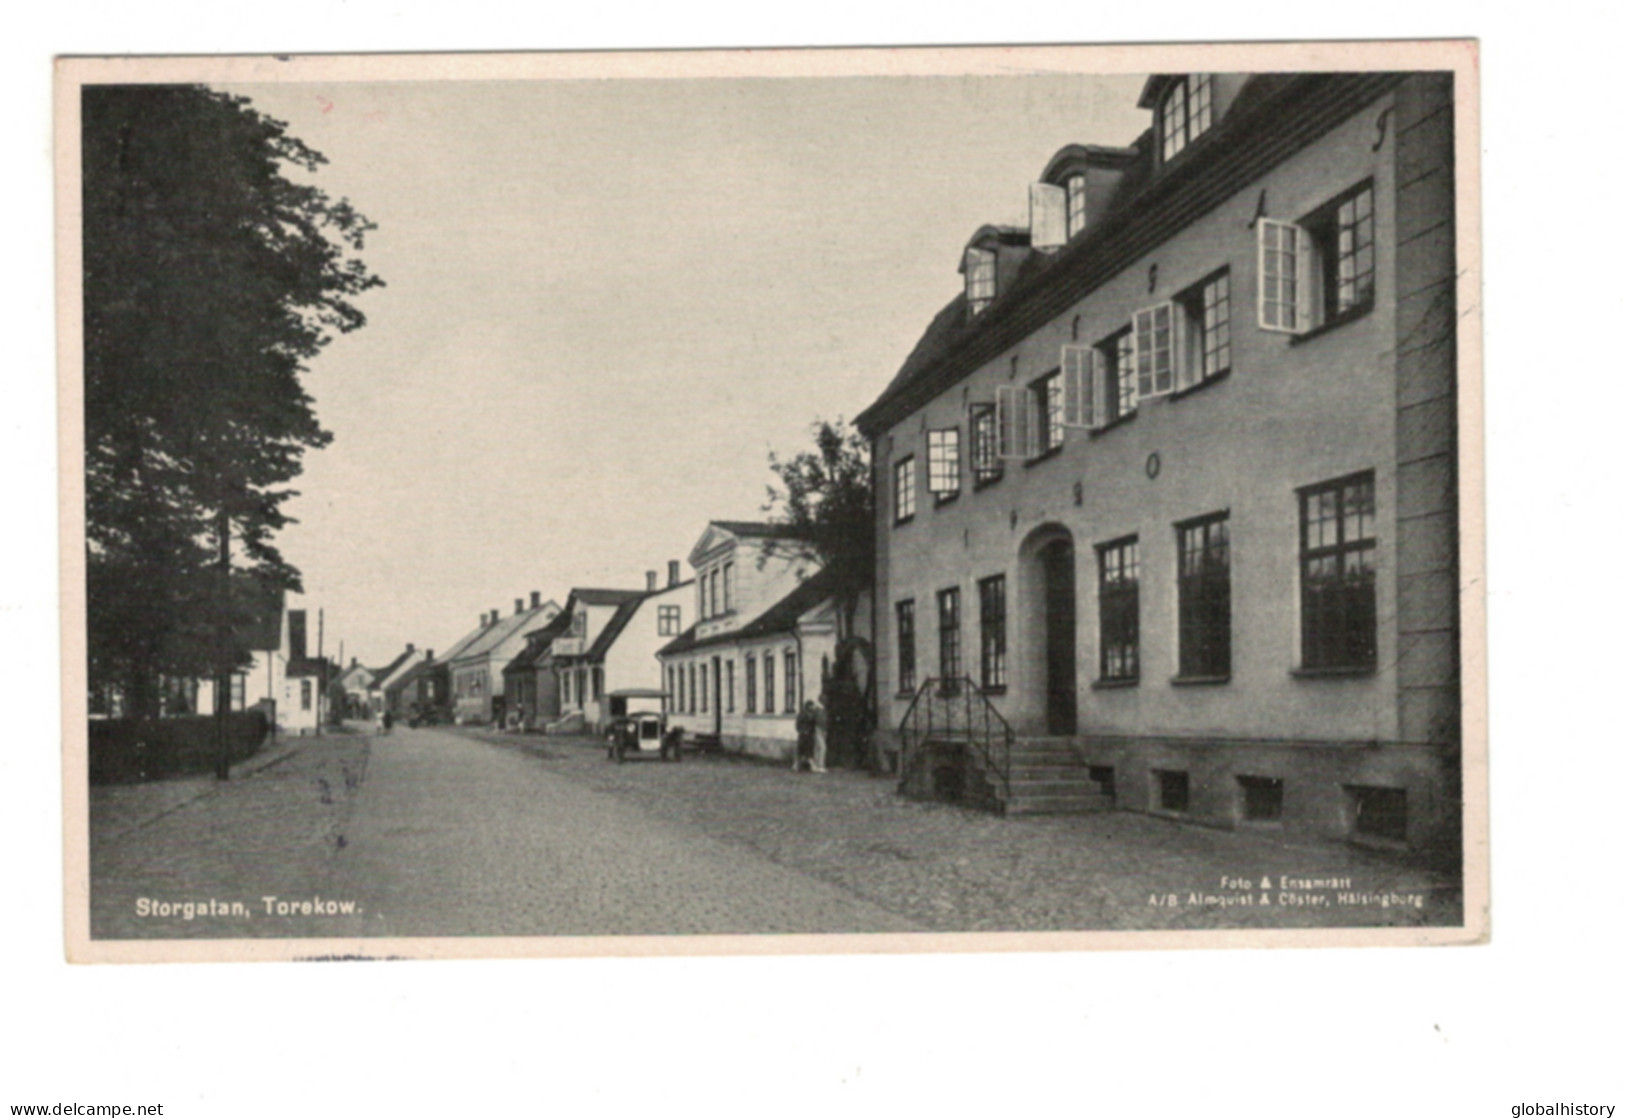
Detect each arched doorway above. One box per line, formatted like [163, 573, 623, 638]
[1018, 524, 1078, 736]
[1040, 538, 1078, 735]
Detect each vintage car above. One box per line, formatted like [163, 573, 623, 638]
[603, 688, 680, 763]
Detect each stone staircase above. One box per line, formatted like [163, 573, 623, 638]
[1001, 736, 1113, 815]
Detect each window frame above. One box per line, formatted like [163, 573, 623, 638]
[894, 455, 917, 524]
[1175, 511, 1232, 682]
[969, 403, 1003, 488]
[1173, 267, 1232, 393]
[744, 653, 758, 714]
[1257, 179, 1378, 338]
[1065, 174, 1087, 238]
[1096, 535, 1141, 685]
[965, 246, 996, 315]
[977, 574, 1007, 691]
[937, 586, 963, 684]
[657, 604, 682, 637]
[1159, 74, 1214, 164]
[927, 427, 962, 502]
[1297, 470, 1378, 673]
[895, 599, 917, 695]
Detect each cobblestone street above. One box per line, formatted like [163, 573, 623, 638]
[89, 724, 1463, 941]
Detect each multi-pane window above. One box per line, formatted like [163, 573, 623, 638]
[1259, 181, 1376, 333]
[723, 562, 735, 612]
[1327, 184, 1376, 316]
[1065, 174, 1087, 238]
[1133, 304, 1176, 399]
[1034, 372, 1064, 455]
[1177, 513, 1232, 679]
[698, 575, 708, 620]
[1098, 537, 1141, 682]
[231, 674, 247, 711]
[784, 651, 797, 712]
[1100, 328, 1137, 422]
[938, 587, 962, 681]
[1300, 472, 1377, 670]
[1160, 73, 1214, 163]
[894, 456, 916, 523]
[699, 663, 708, 713]
[1259, 220, 1305, 332]
[745, 654, 757, 713]
[666, 666, 675, 706]
[726, 658, 736, 712]
[658, 604, 681, 636]
[677, 663, 687, 713]
[978, 575, 1007, 689]
[896, 600, 917, 694]
[927, 428, 961, 500]
[970, 405, 1002, 485]
[709, 569, 721, 617]
[300, 679, 312, 712]
[763, 652, 776, 714]
[1187, 269, 1231, 382]
[965, 246, 996, 315]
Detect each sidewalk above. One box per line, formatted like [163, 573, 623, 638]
[89, 725, 353, 844]
[456, 726, 1466, 933]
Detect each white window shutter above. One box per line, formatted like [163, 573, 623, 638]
[1089, 346, 1108, 429]
[995, 385, 1021, 459]
[1061, 345, 1089, 427]
[1134, 307, 1154, 400]
[1029, 183, 1067, 250]
[1257, 218, 1308, 333]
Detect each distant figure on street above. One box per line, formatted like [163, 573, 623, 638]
[381, 708, 394, 735]
[810, 696, 828, 773]
[794, 701, 817, 773]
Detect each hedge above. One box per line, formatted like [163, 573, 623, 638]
[89, 709, 270, 785]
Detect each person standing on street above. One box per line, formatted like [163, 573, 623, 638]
[810, 696, 828, 774]
[794, 700, 816, 772]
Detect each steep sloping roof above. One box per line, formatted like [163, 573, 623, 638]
[659, 567, 837, 657]
[451, 604, 557, 664]
[385, 657, 434, 695]
[855, 72, 1390, 436]
[369, 647, 416, 686]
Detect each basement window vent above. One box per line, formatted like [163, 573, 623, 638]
[1155, 769, 1189, 813]
[1348, 785, 1408, 843]
[1088, 765, 1116, 802]
[1238, 775, 1284, 822]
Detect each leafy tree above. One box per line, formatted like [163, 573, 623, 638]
[82, 85, 381, 737]
[764, 419, 877, 765]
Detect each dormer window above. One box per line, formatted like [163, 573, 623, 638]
[965, 247, 996, 315]
[1160, 74, 1214, 163]
[1066, 174, 1087, 238]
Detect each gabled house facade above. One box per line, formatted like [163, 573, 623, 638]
[501, 610, 570, 730]
[194, 596, 333, 736]
[656, 521, 856, 761]
[384, 650, 449, 722]
[551, 565, 690, 735]
[855, 72, 1461, 856]
[449, 592, 560, 725]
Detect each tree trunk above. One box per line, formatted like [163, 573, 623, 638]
[213, 509, 231, 780]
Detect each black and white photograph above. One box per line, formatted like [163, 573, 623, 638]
[58, 43, 1484, 962]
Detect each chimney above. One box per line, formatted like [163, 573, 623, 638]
[424, 649, 434, 662]
[530, 591, 540, 609]
[350, 656, 358, 667]
[515, 598, 523, 616]
[490, 606, 499, 624]
[479, 612, 488, 626]
[406, 643, 414, 653]
[646, 570, 657, 592]
[667, 560, 680, 587]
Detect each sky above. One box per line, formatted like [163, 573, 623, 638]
[221, 72, 1152, 665]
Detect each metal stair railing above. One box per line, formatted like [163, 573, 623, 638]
[896, 676, 1013, 806]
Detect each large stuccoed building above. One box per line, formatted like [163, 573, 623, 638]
[855, 71, 1463, 860]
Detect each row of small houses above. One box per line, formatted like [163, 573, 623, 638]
[351, 69, 1464, 859]
[364, 521, 861, 764]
